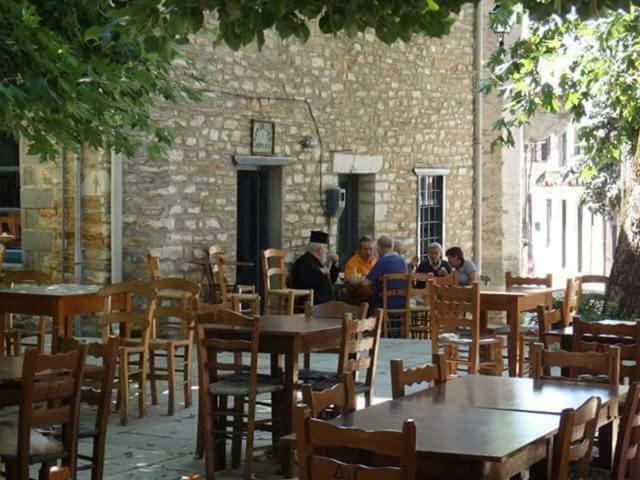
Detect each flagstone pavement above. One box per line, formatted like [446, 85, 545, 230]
[2, 339, 434, 480]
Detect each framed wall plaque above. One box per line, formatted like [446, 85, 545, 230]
[251, 120, 275, 155]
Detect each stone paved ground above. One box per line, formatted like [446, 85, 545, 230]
[2, 339, 433, 480]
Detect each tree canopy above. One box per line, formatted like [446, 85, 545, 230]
[3, 0, 635, 160]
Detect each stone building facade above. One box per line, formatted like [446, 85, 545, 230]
[10, 6, 522, 289]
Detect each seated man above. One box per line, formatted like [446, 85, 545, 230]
[362, 235, 408, 309]
[291, 230, 339, 305]
[344, 235, 377, 281]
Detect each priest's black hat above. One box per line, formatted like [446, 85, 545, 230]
[309, 230, 329, 244]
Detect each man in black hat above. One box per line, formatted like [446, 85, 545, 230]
[290, 230, 340, 304]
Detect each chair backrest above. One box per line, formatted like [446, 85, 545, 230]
[406, 272, 430, 305]
[0, 243, 5, 269]
[612, 382, 640, 480]
[431, 272, 458, 286]
[301, 374, 356, 419]
[196, 309, 260, 387]
[98, 281, 157, 345]
[261, 248, 287, 292]
[562, 278, 579, 326]
[382, 273, 409, 309]
[145, 250, 161, 281]
[572, 317, 640, 383]
[0, 270, 52, 286]
[552, 396, 601, 479]
[429, 280, 480, 334]
[536, 304, 564, 342]
[529, 342, 621, 385]
[16, 347, 87, 479]
[576, 274, 608, 306]
[390, 354, 447, 400]
[306, 300, 368, 320]
[295, 405, 417, 480]
[150, 278, 200, 341]
[337, 310, 383, 392]
[58, 337, 118, 477]
[505, 272, 552, 288]
[212, 255, 234, 303]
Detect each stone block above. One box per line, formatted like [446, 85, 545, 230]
[22, 229, 55, 252]
[21, 189, 54, 209]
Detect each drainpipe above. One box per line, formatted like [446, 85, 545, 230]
[74, 147, 83, 284]
[60, 149, 66, 282]
[111, 151, 123, 283]
[473, 1, 484, 272]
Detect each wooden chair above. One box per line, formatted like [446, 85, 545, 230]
[299, 301, 368, 381]
[0, 347, 87, 480]
[280, 375, 357, 479]
[518, 303, 565, 376]
[213, 254, 260, 315]
[1, 270, 53, 355]
[210, 246, 255, 296]
[429, 281, 503, 376]
[261, 248, 313, 315]
[381, 273, 409, 337]
[145, 250, 188, 306]
[306, 310, 383, 407]
[196, 311, 284, 480]
[390, 353, 447, 400]
[562, 277, 579, 326]
[58, 337, 118, 480]
[98, 281, 157, 425]
[0, 243, 5, 269]
[573, 317, 640, 383]
[148, 278, 200, 416]
[529, 342, 621, 385]
[405, 272, 431, 339]
[295, 405, 417, 480]
[505, 272, 553, 288]
[611, 382, 640, 479]
[552, 396, 601, 479]
[576, 274, 608, 308]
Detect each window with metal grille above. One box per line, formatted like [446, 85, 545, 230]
[417, 175, 444, 259]
[0, 132, 21, 263]
[540, 137, 551, 162]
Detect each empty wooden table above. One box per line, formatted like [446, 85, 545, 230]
[333, 400, 558, 479]
[414, 375, 628, 469]
[198, 308, 342, 439]
[0, 283, 129, 354]
[481, 286, 554, 376]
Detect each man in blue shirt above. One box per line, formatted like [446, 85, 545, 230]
[363, 235, 408, 310]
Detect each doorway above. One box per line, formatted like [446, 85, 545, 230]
[337, 174, 359, 264]
[236, 167, 282, 296]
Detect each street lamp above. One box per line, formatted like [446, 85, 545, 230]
[489, 3, 511, 48]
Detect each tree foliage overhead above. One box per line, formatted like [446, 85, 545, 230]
[484, 6, 640, 218]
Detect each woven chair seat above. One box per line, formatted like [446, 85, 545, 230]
[439, 332, 500, 346]
[299, 368, 335, 381]
[305, 376, 368, 394]
[209, 376, 284, 396]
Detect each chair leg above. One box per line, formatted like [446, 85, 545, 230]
[203, 394, 216, 480]
[149, 349, 158, 406]
[518, 335, 525, 378]
[231, 395, 243, 468]
[119, 350, 129, 426]
[167, 347, 176, 416]
[184, 345, 192, 409]
[244, 394, 256, 480]
[364, 390, 373, 407]
[138, 351, 147, 418]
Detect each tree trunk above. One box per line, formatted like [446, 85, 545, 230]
[606, 138, 640, 315]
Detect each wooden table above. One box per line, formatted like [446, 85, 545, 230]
[546, 319, 639, 350]
[481, 286, 554, 376]
[198, 309, 343, 439]
[333, 400, 558, 478]
[0, 283, 129, 354]
[407, 375, 628, 470]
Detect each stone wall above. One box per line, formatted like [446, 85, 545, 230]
[123, 12, 477, 280]
[20, 143, 111, 283]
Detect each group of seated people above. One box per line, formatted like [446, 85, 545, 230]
[290, 230, 477, 310]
